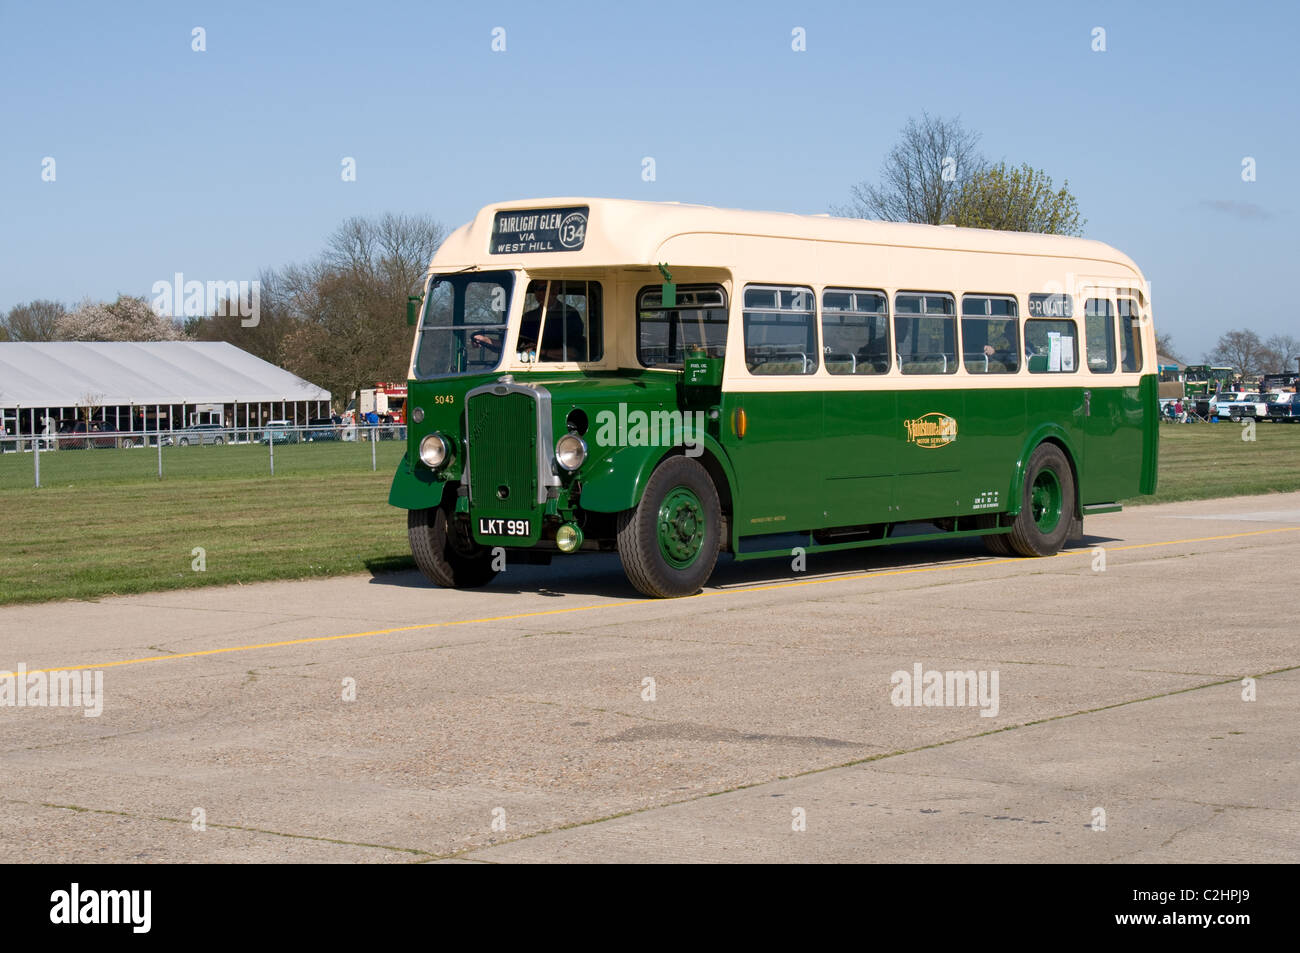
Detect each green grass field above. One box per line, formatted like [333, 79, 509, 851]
[0, 423, 1296, 605]
[1136, 421, 1300, 504]
[1, 440, 412, 605]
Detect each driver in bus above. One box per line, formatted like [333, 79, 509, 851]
[472, 280, 586, 360]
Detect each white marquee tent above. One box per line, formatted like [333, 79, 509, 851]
[0, 341, 331, 437]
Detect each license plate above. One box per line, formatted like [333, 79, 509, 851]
[477, 517, 531, 537]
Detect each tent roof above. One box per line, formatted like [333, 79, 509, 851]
[0, 341, 330, 409]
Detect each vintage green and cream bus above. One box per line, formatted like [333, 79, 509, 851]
[389, 198, 1158, 597]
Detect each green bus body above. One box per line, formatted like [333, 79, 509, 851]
[390, 369, 1157, 559]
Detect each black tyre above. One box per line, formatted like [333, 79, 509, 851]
[983, 531, 1017, 557]
[214, 436, 224, 445]
[178, 437, 189, 447]
[616, 455, 722, 598]
[408, 505, 498, 589]
[1006, 442, 1076, 557]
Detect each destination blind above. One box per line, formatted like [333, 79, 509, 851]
[490, 206, 589, 254]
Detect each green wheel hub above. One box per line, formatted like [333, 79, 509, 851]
[657, 486, 706, 569]
[1030, 467, 1063, 533]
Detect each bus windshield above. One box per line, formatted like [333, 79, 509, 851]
[413, 271, 515, 379]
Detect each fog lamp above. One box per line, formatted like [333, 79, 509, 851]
[556, 523, 584, 553]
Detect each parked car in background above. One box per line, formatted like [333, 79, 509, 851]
[173, 423, 230, 446]
[303, 415, 342, 442]
[1211, 392, 1265, 421]
[1267, 392, 1300, 422]
[260, 419, 298, 444]
[57, 420, 111, 449]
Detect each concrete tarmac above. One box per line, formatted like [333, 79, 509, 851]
[1, 493, 1297, 863]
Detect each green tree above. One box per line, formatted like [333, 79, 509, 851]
[946, 162, 1085, 235]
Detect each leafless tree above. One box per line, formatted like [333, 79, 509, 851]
[3, 299, 66, 341]
[1155, 332, 1184, 364]
[278, 214, 445, 407]
[1206, 329, 1275, 378]
[1265, 333, 1300, 374]
[834, 113, 985, 224]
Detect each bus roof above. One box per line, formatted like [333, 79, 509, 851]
[430, 197, 1144, 278]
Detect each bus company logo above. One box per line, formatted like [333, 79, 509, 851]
[904, 412, 958, 448]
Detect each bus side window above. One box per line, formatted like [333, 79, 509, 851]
[960, 295, 1019, 373]
[895, 293, 957, 374]
[635, 285, 728, 368]
[1085, 298, 1116, 372]
[743, 285, 818, 375]
[822, 288, 889, 374]
[1025, 318, 1079, 373]
[1117, 297, 1143, 372]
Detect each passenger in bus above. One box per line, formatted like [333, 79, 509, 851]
[982, 342, 1020, 372]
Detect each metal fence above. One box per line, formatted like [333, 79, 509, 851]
[0, 423, 407, 488]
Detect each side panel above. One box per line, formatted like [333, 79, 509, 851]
[820, 389, 897, 524]
[718, 391, 824, 533]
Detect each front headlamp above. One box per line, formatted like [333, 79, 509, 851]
[419, 433, 451, 469]
[554, 433, 587, 472]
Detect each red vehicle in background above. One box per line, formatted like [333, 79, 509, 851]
[346, 383, 407, 424]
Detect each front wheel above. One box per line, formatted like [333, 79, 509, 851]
[408, 506, 498, 589]
[1006, 442, 1076, 557]
[616, 456, 722, 598]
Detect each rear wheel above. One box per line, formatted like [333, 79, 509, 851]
[408, 505, 498, 589]
[617, 456, 721, 598]
[214, 436, 224, 445]
[1006, 443, 1076, 557]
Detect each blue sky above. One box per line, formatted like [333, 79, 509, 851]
[2, 0, 1296, 360]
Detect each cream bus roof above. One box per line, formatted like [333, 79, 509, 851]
[430, 197, 1142, 277]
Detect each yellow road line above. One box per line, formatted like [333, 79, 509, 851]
[11, 525, 1299, 676]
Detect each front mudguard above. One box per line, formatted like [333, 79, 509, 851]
[388, 452, 452, 510]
